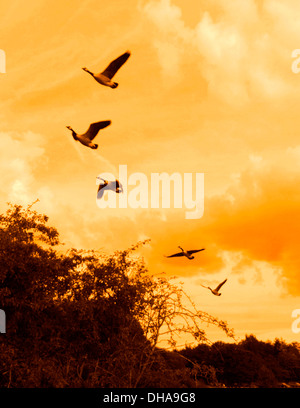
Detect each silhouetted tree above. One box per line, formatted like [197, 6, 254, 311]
[0, 203, 234, 387]
[180, 335, 300, 387]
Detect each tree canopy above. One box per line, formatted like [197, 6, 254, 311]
[0, 203, 234, 388]
[180, 334, 300, 387]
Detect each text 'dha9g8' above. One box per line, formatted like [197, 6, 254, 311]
[147, 392, 196, 403]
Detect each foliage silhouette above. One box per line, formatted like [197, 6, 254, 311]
[0, 203, 233, 388]
[180, 334, 300, 387]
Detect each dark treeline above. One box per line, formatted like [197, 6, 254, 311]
[179, 335, 300, 387]
[0, 203, 299, 388]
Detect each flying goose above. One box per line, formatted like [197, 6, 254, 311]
[82, 51, 131, 89]
[66, 120, 111, 149]
[201, 279, 227, 296]
[96, 177, 123, 199]
[165, 246, 205, 260]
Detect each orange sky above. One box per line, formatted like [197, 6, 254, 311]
[1, 0, 300, 344]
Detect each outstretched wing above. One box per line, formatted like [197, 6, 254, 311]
[97, 181, 108, 199]
[215, 279, 227, 292]
[187, 248, 205, 255]
[97, 186, 105, 199]
[164, 252, 185, 258]
[116, 180, 123, 192]
[84, 121, 111, 140]
[101, 51, 131, 79]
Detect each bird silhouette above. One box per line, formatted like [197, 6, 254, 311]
[201, 279, 227, 296]
[82, 51, 131, 89]
[96, 177, 123, 199]
[165, 246, 205, 260]
[66, 121, 111, 149]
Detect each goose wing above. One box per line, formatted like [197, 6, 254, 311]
[164, 251, 185, 258]
[214, 279, 227, 292]
[84, 121, 111, 140]
[116, 180, 123, 192]
[187, 248, 205, 255]
[101, 51, 131, 79]
[97, 180, 108, 199]
[97, 186, 106, 199]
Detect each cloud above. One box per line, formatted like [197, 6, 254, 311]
[141, 0, 193, 82]
[198, 148, 300, 296]
[194, 11, 249, 104]
[141, 0, 294, 104]
[108, 146, 300, 297]
[0, 131, 46, 206]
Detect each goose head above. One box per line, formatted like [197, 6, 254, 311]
[82, 67, 93, 76]
[66, 125, 76, 133]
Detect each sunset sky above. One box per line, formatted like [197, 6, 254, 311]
[1, 0, 300, 345]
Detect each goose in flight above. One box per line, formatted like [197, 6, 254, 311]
[66, 120, 111, 149]
[82, 51, 131, 89]
[96, 177, 123, 199]
[201, 279, 227, 296]
[165, 246, 205, 260]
